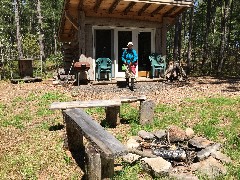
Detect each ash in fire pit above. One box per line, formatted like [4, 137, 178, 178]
[124, 125, 231, 179]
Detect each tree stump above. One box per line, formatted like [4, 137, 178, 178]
[139, 100, 155, 125]
[105, 106, 120, 127]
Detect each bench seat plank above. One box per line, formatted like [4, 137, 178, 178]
[63, 108, 128, 158]
[50, 100, 121, 110]
[50, 95, 146, 110]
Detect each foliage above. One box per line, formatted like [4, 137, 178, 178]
[22, 33, 39, 58]
[167, 0, 240, 76]
[0, 0, 239, 77]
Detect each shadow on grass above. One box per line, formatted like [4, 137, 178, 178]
[100, 118, 132, 128]
[49, 123, 64, 131]
[63, 138, 86, 179]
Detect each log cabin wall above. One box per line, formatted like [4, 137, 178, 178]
[58, 0, 193, 79]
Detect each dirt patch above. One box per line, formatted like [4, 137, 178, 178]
[1, 77, 240, 105]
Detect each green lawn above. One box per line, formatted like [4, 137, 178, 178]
[0, 88, 239, 179]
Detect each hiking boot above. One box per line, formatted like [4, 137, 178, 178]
[130, 78, 136, 89]
[125, 78, 129, 87]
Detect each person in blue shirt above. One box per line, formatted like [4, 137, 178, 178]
[122, 42, 138, 88]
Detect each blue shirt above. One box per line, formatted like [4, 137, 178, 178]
[122, 49, 138, 64]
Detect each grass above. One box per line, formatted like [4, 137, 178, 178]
[0, 89, 82, 179]
[0, 81, 240, 179]
[115, 97, 240, 179]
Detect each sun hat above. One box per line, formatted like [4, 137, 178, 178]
[127, 42, 133, 46]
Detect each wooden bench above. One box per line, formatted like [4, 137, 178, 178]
[63, 108, 128, 179]
[50, 95, 146, 127]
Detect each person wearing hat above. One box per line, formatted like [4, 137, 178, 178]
[121, 42, 138, 88]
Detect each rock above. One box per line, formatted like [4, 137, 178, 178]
[153, 130, 166, 139]
[122, 153, 141, 164]
[189, 137, 213, 149]
[185, 128, 194, 140]
[211, 151, 232, 163]
[197, 143, 221, 160]
[191, 156, 227, 179]
[170, 173, 199, 180]
[142, 148, 155, 157]
[141, 157, 172, 178]
[197, 143, 221, 161]
[168, 125, 186, 142]
[138, 130, 155, 140]
[126, 137, 140, 150]
[130, 135, 143, 142]
[52, 80, 60, 85]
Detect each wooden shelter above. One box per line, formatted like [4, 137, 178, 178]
[58, 0, 193, 80]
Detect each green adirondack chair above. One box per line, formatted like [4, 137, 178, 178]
[149, 53, 166, 78]
[95, 58, 112, 81]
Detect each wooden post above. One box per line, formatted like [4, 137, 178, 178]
[155, 28, 161, 54]
[78, 11, 86, 55]
[85, 145, 115, 180]
[139, 100, 155, 125]
[85, 144, 102, 180]
[64, 113, 84, 152]
[101, 157, 114, 179]
[105, 106, 120, 127]
[85, 24, 93, 58]
[161, 18, 168, 56]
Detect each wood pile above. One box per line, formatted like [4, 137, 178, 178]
[62, 42, 79, 71]
[165, 61, 187, 82]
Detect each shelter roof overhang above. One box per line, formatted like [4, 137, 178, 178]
[58, 0, 193, 42]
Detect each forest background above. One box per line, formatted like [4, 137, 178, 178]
[0, 0, 239, 79]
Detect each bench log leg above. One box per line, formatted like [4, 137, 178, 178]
[64, 112, 85, 168]
[105, 106, 120, 128]
[64, 115, 84, 151]
[139, 100, 155, 125]
[85, 144, 115, 180]
[101, 156, 114, 179]
[85, 144, 102, 180]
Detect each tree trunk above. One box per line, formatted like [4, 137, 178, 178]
[177, 14, 183, 62]
[186, 7, 194, 75]
[173, 17, 180, 61]
[217, 0, 232, 76]
[37, 0, 45, 75]
[14, 0, 23, 59]
[201, 0, 212, 74]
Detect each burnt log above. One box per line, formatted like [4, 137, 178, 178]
[152, 149, 186, 161]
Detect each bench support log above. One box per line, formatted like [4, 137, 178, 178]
[85, 144, 102, 180]
[101, 157, 114, 179]
[105, 106, 120, 127]
[85, 144, 115, 180]
[139, 100, 155, 125]
[64, 114, 84, 152]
